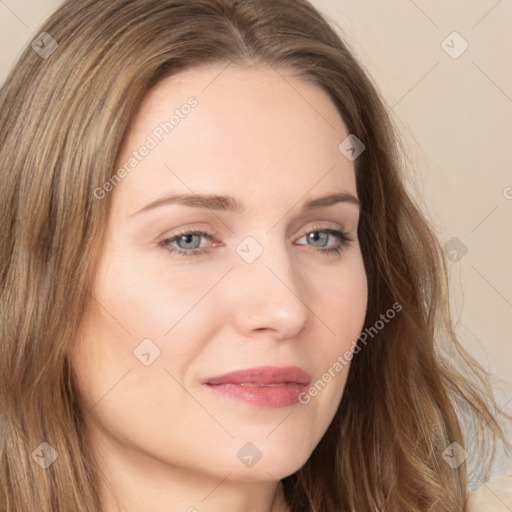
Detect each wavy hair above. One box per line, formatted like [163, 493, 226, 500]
[0, 0, 504, 510]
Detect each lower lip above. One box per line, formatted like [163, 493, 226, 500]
[204, 383, 308, 408]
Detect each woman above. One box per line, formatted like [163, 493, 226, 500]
[0, 0, 509, 510]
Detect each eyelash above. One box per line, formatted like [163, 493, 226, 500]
[159, 226, 354, 258]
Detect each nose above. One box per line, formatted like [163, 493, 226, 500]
[229, 238, 310, 340]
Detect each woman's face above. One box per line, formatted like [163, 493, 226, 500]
[71, 63, 367, 487]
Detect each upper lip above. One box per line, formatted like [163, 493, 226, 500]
[204, 366, 311, 386]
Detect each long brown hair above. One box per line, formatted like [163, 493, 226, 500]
[0, 0, 504, 510]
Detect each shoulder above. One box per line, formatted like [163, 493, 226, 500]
[465, 380, 512, 509]
[459, 381, 512, 491]
[465, 413, 512, 510]
[466, 476, 512, 511]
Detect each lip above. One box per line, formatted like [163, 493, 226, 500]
[203, 366, 311, 409]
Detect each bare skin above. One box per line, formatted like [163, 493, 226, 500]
[70, 63, 368, 512]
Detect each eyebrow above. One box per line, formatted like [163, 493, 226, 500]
[131, 191, 360, 216]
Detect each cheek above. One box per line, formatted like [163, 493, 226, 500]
[299, 252, 367, 415]
[88, 250, 225, 346]
[314, 251, 368, 356]
[69, 249, 231, 413]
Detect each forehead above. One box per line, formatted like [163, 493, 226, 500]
[113, 63, 356, 215]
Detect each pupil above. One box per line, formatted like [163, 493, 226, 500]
[308, 232, 327, 247]
[179, 234, 200, 249]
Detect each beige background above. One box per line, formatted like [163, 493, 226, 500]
[1, 1, 511, 391]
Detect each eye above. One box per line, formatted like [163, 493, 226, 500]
[159, 226, 354, 258]
[295, 227, 354, 256]
[159, 230, 216, 257]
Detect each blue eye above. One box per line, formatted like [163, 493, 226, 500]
[160, 230, 212, 257]
[296, 227, 353, 257]
[159, 227, 353, 258]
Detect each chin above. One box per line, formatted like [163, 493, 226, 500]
[226, 458, 306, 483]
[220, 439, 314, 482]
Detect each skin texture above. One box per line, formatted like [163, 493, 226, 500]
[467, 476, 512, 511]
[70, 63, 368, 512]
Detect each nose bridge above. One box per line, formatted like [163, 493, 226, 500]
[230, 232, 309, 336]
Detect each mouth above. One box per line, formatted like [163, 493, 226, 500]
[203, 365, 311, 409]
